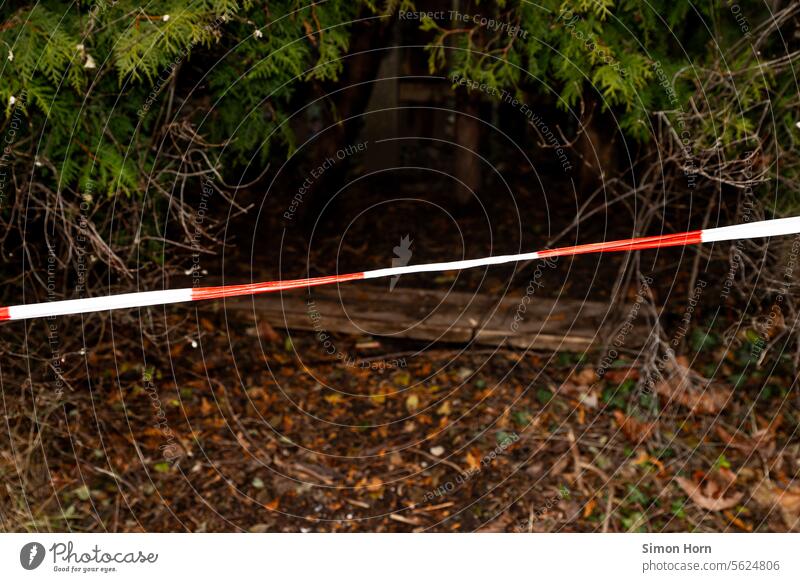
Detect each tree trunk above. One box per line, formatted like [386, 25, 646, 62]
[453, 94, 482, 205]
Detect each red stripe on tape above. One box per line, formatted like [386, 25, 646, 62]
[537, 230, 703, 259]
[192, 272, 365, 302]
[0, 306, 10, 321]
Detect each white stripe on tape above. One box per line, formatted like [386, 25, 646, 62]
[701, 216, 800, 243]
[9, 288, 193, 321]
[363, 251, 541, 279]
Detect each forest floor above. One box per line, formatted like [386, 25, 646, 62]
[3, 307, 799, 532]
[2, 166, 799, 533]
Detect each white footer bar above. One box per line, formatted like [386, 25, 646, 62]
[1, 533, 797, 580]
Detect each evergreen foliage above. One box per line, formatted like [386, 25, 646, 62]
[0, 1, 375, 198]
[1, 1, 795, 204]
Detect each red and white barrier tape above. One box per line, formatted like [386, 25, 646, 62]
[2, 216, 799, 322]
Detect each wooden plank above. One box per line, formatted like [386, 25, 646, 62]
[224, 285, 653, 352]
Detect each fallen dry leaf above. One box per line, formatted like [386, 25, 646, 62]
[676, 477, 743, 511]
[723, 509, 753, 532]
[583, 498, 597, 518]
[465, 449, 481, 471]
[613, 410, 656, 444]
[752, 478, 800, 531]
[558, 382, 599, 408]
[436, 401, 451, 415]
[258, 319, 281, 343]
[604, 367, 640, 383]
[656, 379, 730, 415]
[715, 425, 776, 457]
[571, 367, 598, 385]
[324, 393, 345, 405]
[633, 451, 666, 476]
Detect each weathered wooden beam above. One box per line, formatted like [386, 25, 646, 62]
[225, 285, 652, 352]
